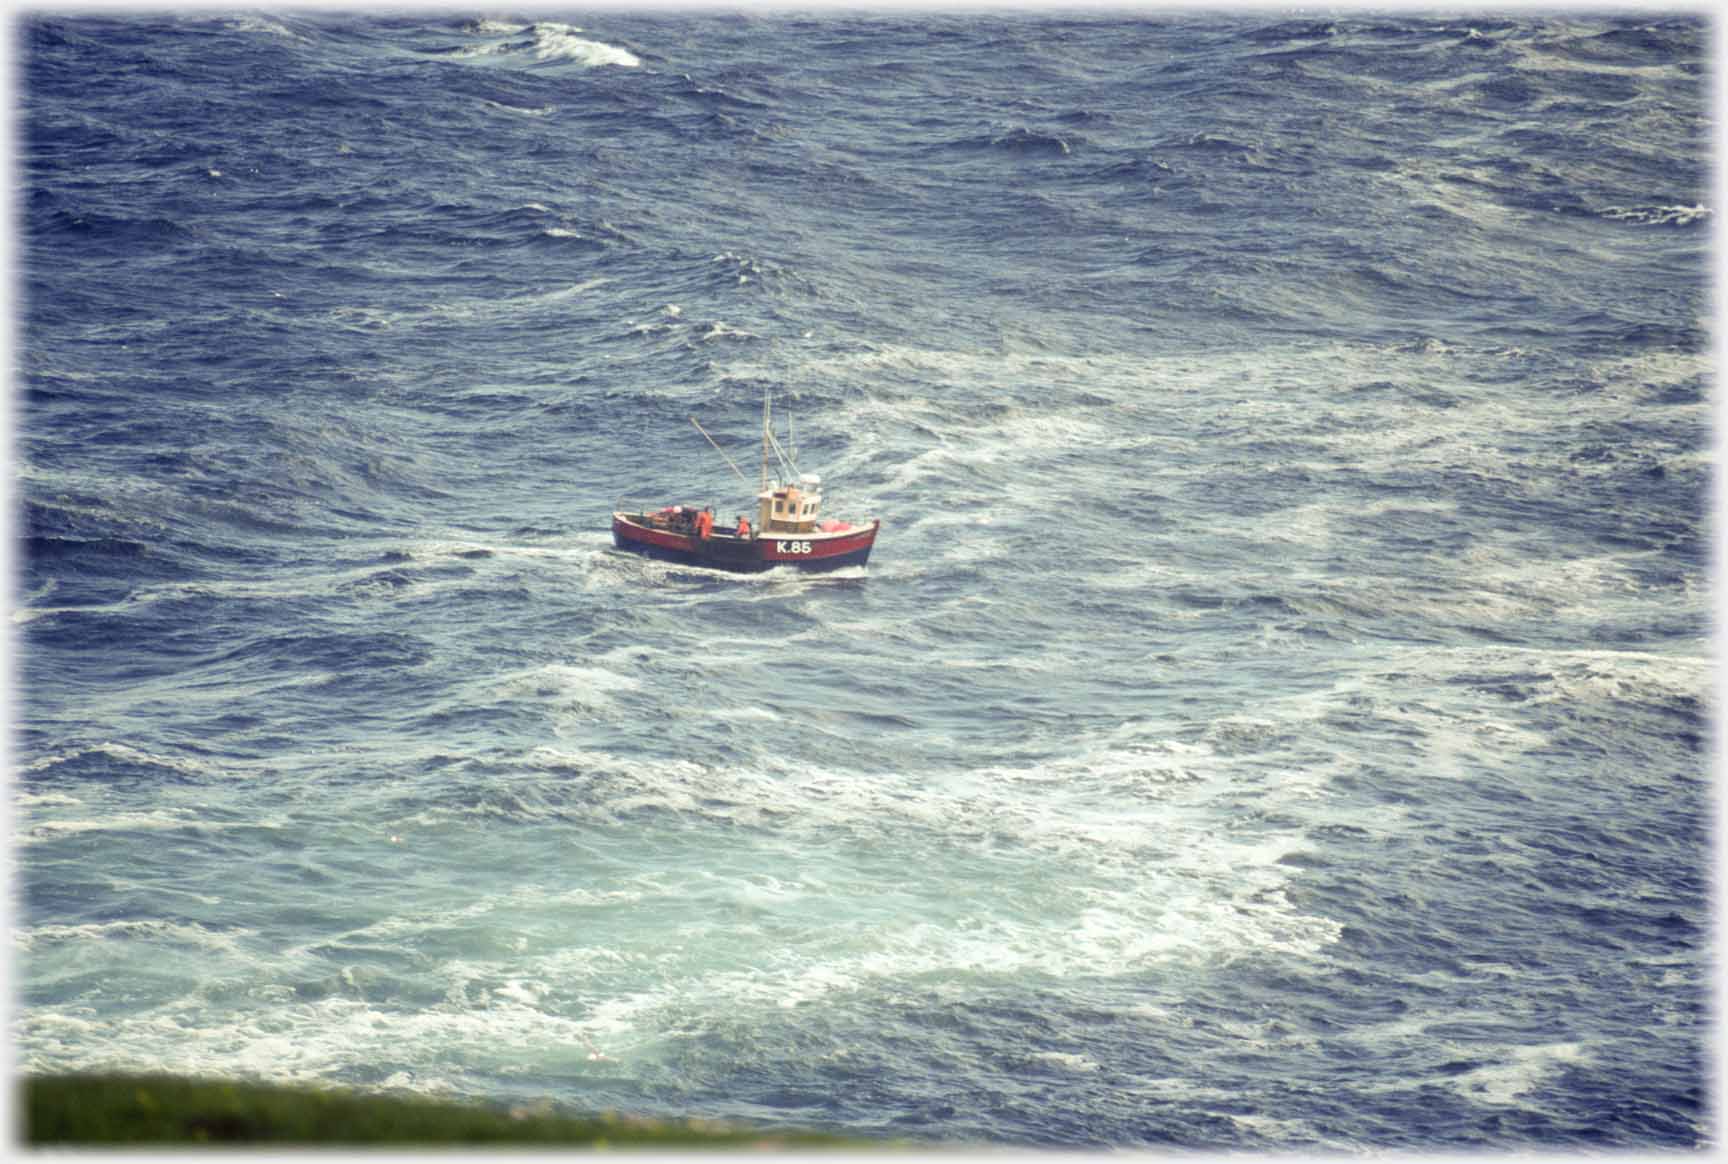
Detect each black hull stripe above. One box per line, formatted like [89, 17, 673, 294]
[612, 531, 872, 574]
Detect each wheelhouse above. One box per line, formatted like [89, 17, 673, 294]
[760, 473, 823, 534]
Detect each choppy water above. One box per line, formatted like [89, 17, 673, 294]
[14, 9, 1714, 1151]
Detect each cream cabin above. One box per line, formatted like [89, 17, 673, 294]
[759, 472, 823, 534]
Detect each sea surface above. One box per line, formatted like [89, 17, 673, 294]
[13, 8, 1715, 1152]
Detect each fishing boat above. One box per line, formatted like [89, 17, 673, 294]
[611, 394, 879, 574]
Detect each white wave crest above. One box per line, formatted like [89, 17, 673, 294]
[494, 663, 640, 711]
[17, 918, 253, 953]
[21, 741, 221, 780]
[1447, 1041, 1593, 1106]
[14, 791, 84, 808]
[1600, 204, 1711, 226]
[482, 99, 556, 117]
[529, 24, 639, 68]
[221, 14, 302, 41]
[445, 21, 639, 70]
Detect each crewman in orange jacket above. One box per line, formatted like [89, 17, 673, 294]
[735, 515, 750, 538]
[696, 508, 713, 539]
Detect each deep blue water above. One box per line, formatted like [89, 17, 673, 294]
[14, 9, 1714, 1151]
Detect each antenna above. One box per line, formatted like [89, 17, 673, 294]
[765, 425, 798, 481]
[755, 388, 800, 484]
[761, 388, 771, 492]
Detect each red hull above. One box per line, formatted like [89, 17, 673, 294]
[611, 512, 878, 573]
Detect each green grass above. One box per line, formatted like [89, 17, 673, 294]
[22, 1073, 879, 1148]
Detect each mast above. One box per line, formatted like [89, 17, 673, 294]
[757, 389, 773, 535]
